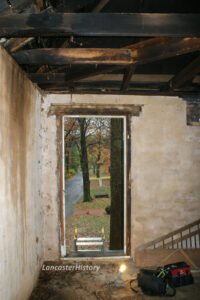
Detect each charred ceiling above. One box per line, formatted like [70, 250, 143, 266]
[0, 0, 200, 97]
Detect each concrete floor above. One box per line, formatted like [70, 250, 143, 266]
[30, 260, 200, 300]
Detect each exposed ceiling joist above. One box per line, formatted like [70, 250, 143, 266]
[37, 80, 200, 90]
[120, 65, 136, 91]
[4, 37, 34, 52]
[0, 13, 200, 38]
[14, 37, 200, 76]
[169, 55, 200, 89]
[14, 48, 136, 65]
[40, 85, 200, 97]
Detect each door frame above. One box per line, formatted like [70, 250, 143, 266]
[50, 104, 141, 257]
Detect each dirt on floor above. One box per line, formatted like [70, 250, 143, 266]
[30, 260, 200, 300]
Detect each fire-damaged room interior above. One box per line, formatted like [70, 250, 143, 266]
[0, 1, 200, 299]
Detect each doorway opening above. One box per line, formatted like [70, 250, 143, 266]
[63, 115, 127, 257]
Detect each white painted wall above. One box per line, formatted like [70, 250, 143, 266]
[0, 46, 44, 300]
[42, 94, 200, 259]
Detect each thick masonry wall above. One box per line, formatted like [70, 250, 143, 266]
[43, 94, 200, 259]
[0, 46, 43, 300]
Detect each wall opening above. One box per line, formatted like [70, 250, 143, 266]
[62, 115, 127, 257]
[49, 103, 141, 258]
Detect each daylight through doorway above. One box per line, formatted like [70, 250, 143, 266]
[63, 116, 126, 256]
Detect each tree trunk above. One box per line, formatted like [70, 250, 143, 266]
[78, 118, 92, 202]
[65, 147, 70, 175]
[110, 118, 124, 250]
[96, 150, 101, 178]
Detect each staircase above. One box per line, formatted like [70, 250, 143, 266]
[135, 218, 200, 268]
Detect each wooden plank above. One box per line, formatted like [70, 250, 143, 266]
[13, 38, 200, 66]
[121, 65, 136, 91]
[4, 37, 34, 52]
[135, 249, 200, 268]
[57, 115, 65, 250]
[0, 13, 200, 37]
[126, 114, 132, 256]
[49, 104, 141, 116]
[170, 55, 200, 89]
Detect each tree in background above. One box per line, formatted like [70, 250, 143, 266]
[78, 118, 92, 202]
[64, 118, 80, 178]
[110, 118, 124, 250]
[87, 118, 110, 178]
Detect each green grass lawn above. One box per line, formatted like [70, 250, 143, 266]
[66, 179, 111, 252]
[66, 213, 110, 251]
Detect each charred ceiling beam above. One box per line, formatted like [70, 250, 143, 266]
[0, 13, 200, 37]
[14, 48, 136, 65]
[37, 80, 200, 91]
[39, 85, 200, 97]
[14, 37, 200, 68]
[41, 38, 200, 84]
[169, 55, 200, 89]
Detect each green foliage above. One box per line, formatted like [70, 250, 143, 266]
[105, 205, 111, 215]
[66, 168, 76, 179]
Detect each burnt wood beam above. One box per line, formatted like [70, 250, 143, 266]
[14, 48, 135, 65]
[0, 13, 200, 38]
[120, 65, 136, 91]
[37, 81, 200, 91]
[13, 38, 200, 67]
[29, 37, 200, 84]
[39, 86, 200, 97]
[169, 55, 200, 89]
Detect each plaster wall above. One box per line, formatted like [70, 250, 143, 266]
[0, 46, 43, 300]
[42, 94, 200, 259]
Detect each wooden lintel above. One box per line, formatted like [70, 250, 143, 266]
[170, 55, 200, 89]
[49, 104, 141, 116]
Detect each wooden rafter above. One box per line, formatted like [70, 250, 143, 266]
[120, 65, 136, 91]
[169, 55, 200, 89]
[0, 13, 200, 37]
[46, 38, 200, 84]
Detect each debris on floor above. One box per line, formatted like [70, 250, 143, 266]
[29, 260, 200, 300]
